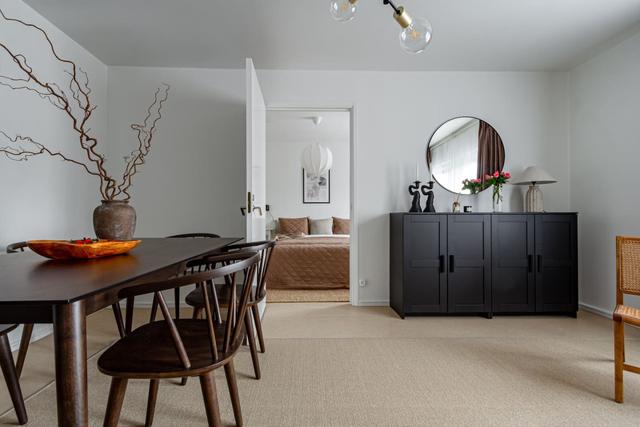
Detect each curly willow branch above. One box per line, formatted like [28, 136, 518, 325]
[0, 9, 169, 202]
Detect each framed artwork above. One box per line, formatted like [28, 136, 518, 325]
[302, 169, 330, 204]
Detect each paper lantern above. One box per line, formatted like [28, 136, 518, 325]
[301, 143, 333, 177]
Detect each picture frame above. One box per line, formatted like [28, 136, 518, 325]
[302, 169, 330, 204]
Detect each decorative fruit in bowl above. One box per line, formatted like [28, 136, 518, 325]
[27, 238, 141, 260]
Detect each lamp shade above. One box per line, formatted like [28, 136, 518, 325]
[513, 166, 557, 185]
[301, 143, 333, 176]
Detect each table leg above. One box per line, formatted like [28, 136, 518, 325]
[53, 301, 87, 427]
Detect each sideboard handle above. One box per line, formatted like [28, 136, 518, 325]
[537, 255, 542, 273]
[528, 255, 533, 273]
[439, 255, 445, 273]
[449, 255, 455, 273]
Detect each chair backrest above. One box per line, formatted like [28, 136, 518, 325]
[220, 240, 275, 301]
[167, 233, 221, 239]
[118, 251, 259, 369]
[6, 241, 28, 253]
[616, 236, 640, 303]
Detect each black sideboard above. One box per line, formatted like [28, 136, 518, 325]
[389, 212, 578, 318]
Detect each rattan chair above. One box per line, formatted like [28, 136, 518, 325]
[613, 236, 640, 403]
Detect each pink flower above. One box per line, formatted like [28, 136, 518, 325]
[472, 178, 480, 183]
[493, 171, 500, 178]
[504, 172, 511, 179]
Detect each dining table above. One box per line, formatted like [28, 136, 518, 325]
[0, 237, 241, 426]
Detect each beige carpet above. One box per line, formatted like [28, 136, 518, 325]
[267, 288, 350, 303]
[3, 304, 640, 426]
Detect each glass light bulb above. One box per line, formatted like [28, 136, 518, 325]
[329, 0, 357, 23]
[399, 16, 432, 54]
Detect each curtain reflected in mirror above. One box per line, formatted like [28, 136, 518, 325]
[427, 117, 505, 194]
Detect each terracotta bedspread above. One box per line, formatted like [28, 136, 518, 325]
[266, 236, 350, 290]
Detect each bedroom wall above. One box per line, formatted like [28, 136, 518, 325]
[0, 0, 108, 345]
[266, 137, 350, 224]
[569, 28, 640, 315]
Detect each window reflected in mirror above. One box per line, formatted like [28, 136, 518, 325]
[427, 117, 504, 194]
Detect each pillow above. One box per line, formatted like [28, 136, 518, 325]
[332, 217, 351, 234]
[309, 218, 333, 235]
[278, 217, 309, 235]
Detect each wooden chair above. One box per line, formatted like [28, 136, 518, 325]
[124, 233, 221, 337]
[5, 242, 34, 379]
[185, 240, 275, 379]
[98, 251, 260, 427]
[613, 236, 640, 403]
[0, 324, 28, 425]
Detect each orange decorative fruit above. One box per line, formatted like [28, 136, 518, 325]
[27, 239, 141, 260]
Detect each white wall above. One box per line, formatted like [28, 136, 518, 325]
[260, 70, 570, 304]
[106, 67, 570, 305]
[106, 67, 246, 238]
[267, 138, 350, 221]
[0, 0, 108, 347]
[569, 29, 640, 314]
[0, 0, 108, 248]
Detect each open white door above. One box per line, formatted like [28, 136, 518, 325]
[245, 58, 266, 242]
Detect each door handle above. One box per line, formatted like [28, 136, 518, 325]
[252, 206, 263, 216]
[537, 255, 542, 273]
[240, 207, 247, 216]
[449, 255, 455, 273]
[527, 255, 533, 273]
[439, 255, 445, 273]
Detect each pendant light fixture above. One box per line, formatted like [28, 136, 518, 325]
[329, 0, 432, 54]
[329, 0, 358, 23]
[301, 116, 333, 178]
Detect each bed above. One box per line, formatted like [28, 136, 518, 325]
[266, 234, 350, 290]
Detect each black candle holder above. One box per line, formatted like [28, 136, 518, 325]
[421, 181, 436, 212]
[408, 181, 422, 212]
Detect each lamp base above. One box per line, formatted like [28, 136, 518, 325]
[525, 184, 544, 212]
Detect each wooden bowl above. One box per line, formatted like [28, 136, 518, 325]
[27, 240, 141, 260]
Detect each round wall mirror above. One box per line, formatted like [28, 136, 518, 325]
[426, 117, 505, 194]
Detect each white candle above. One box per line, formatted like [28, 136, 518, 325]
[415, 161, 419, 181]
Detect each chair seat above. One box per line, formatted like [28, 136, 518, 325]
[97, 319, 240, 378]
[614, 305, 640, 327]
[0, 325, 17, 336]
[185, 284, 262, 309]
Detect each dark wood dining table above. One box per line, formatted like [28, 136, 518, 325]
[0, 237, 240, 426]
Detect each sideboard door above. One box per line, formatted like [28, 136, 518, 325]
[447, 215, 491, 313]
[403, 215, 447, 313]
[535, 214, 578, 313]
[491, 215, 535, 312]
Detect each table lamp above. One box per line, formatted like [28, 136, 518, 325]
[514, 166, 557, 212]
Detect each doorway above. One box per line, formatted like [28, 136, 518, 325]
[265, 107, 357, 305]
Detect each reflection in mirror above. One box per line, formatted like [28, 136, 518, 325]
[427, 117, 504, 194]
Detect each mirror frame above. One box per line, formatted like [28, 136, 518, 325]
[426, 116, 504, 195]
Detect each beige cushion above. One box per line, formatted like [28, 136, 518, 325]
[278, 217, 309, 235]
[332, 217, 351, 234]
[309, 218, 333, 235]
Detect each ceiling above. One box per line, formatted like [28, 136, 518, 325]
[267, 110, 350, 145]
[21, 0, 640, 71]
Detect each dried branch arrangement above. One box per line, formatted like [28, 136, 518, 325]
[0, 9, 169, 201]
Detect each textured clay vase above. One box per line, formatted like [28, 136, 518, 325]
[93, 200, 137, 240]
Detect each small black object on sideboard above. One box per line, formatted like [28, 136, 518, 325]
[389, 212, 578, 318]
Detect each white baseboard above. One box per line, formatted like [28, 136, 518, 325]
[356, 299, 389, 306]
[579, 302, 612, 318]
